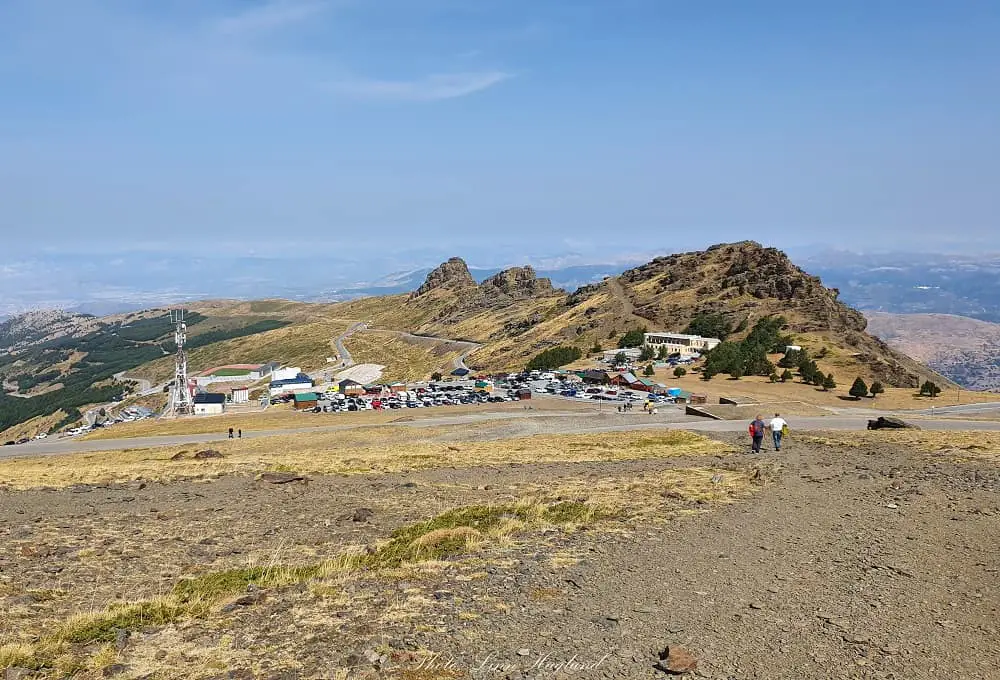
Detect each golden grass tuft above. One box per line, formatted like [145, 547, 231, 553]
[3, 428, 731, 490]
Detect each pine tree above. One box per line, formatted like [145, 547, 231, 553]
[657, 345, 669, 360]
[643, 364, 655, 377]
[870, 381, 884, 398]
[822, 373, 836, 391]
[780, 369, 794, 383]
[920, 380, 941, 398]
[849, 377, 869, 400]
[639, 345, 655, 361]
[673, 366, 687, 378]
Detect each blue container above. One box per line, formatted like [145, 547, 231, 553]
[667, 387, 682, 397]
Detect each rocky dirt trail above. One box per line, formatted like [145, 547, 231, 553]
[418, 435, 1000, 679]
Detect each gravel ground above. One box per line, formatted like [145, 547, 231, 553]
[1, 432, 998, 679]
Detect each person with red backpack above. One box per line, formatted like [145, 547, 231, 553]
[748, 414, 766, 453]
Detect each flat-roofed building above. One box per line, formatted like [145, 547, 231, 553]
[643, 332, 721, 357]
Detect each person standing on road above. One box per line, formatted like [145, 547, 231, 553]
[768, 413, 787, 451]
[749, 414, 766, 453]
[238, 429, 242, 439]
[228, 427, 234, 439]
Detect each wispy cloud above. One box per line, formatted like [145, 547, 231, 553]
[330, 71, 512, 101]
[215, 0, 331, 37]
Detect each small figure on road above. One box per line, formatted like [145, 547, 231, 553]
[749, 414, 766, 453]
[228, 427, 234, 439]
[768, 413, 787, 451]
[238, 429, 242, 439]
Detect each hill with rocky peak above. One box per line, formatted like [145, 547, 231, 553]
[331, 242, 951, 387]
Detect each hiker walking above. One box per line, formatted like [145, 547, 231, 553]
[768, 413, 787, 451]
[228, 427, 234, 439]
[748, 414, 766, 453]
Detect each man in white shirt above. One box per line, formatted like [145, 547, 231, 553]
[769, 413, 788, 451]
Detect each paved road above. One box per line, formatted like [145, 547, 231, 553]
[334, 322, 367, 368]
[6, 403, 1000, 461]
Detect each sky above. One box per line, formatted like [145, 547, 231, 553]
[1, 0, 999, 269]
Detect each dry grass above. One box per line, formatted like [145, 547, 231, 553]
[0, 410, 67, 443]
[799, 430, 1000, 465]
[4, 498, 603, 674]
[134, 318, 354, 383]
[0, 428, 730, 490]
[343, 330, 464, 383]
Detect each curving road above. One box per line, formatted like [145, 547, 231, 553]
[334, 322, 367, 369]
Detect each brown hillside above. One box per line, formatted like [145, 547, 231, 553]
[331, 242, 950, 387]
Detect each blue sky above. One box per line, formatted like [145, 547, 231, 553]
[1, 0, 998, 264]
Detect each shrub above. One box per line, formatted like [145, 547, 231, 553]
[822, 373, 836, 391]
[849, 377, 869, 399]
[617, 327, 647, 349]
[673, 366, 687, 378]
[780, 369, 793, 383]
[870, 381, 884, 398]
[526, 346, 583, 371]
[683, 313, 732, 341]
[643, 364, 655, 377]
[919, 380, 941, 398]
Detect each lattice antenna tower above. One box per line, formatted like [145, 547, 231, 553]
[169, 309, 193, 415]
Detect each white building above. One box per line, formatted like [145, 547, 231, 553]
[192, 393, 226, 416]
[643, 332, 721, 357]
[231, 386, 250, 404]
[271, 366, 303, 382]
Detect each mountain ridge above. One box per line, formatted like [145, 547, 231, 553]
[332, 241, 951, 388]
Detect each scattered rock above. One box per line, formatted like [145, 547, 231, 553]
[258, 472, 309, 484]
[867, 417, 920, 430]
[352, 508, 375, 523]
[225, 671, 254, 680]
[169, 452, 186, 461]
[221, 590, 266, 613]
[193, 449, 223, 459]
[114, 628, 130, 651]
[5, 667, 33, 680]
[710, 474, 724, 484]
[154, 650, 167, 661]
[517, 648, 531, 656]
[102, 664, 128, 677]
[655, 645, 698, 675]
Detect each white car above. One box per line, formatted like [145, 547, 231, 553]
[34, 433, 48, 440]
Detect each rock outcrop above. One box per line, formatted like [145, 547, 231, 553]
[479, 266, 556, 306]
[411, 257, 476, 298]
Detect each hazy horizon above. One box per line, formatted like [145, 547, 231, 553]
[2, 0, 998, 260]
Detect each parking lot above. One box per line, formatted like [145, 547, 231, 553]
[288, 371, 685, 416]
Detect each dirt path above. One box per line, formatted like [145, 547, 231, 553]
[421, 435, 1000, 679]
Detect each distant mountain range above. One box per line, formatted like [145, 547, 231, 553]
[0, 253, 640, 318]
[801, 251, 1000, 323]
[865, 312, 1000, 392]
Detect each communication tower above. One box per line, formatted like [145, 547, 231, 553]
[168, 309, 193, 415]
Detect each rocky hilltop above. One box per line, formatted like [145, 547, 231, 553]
[411, 257, 477, 297]
[337, 242, 950, 387]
